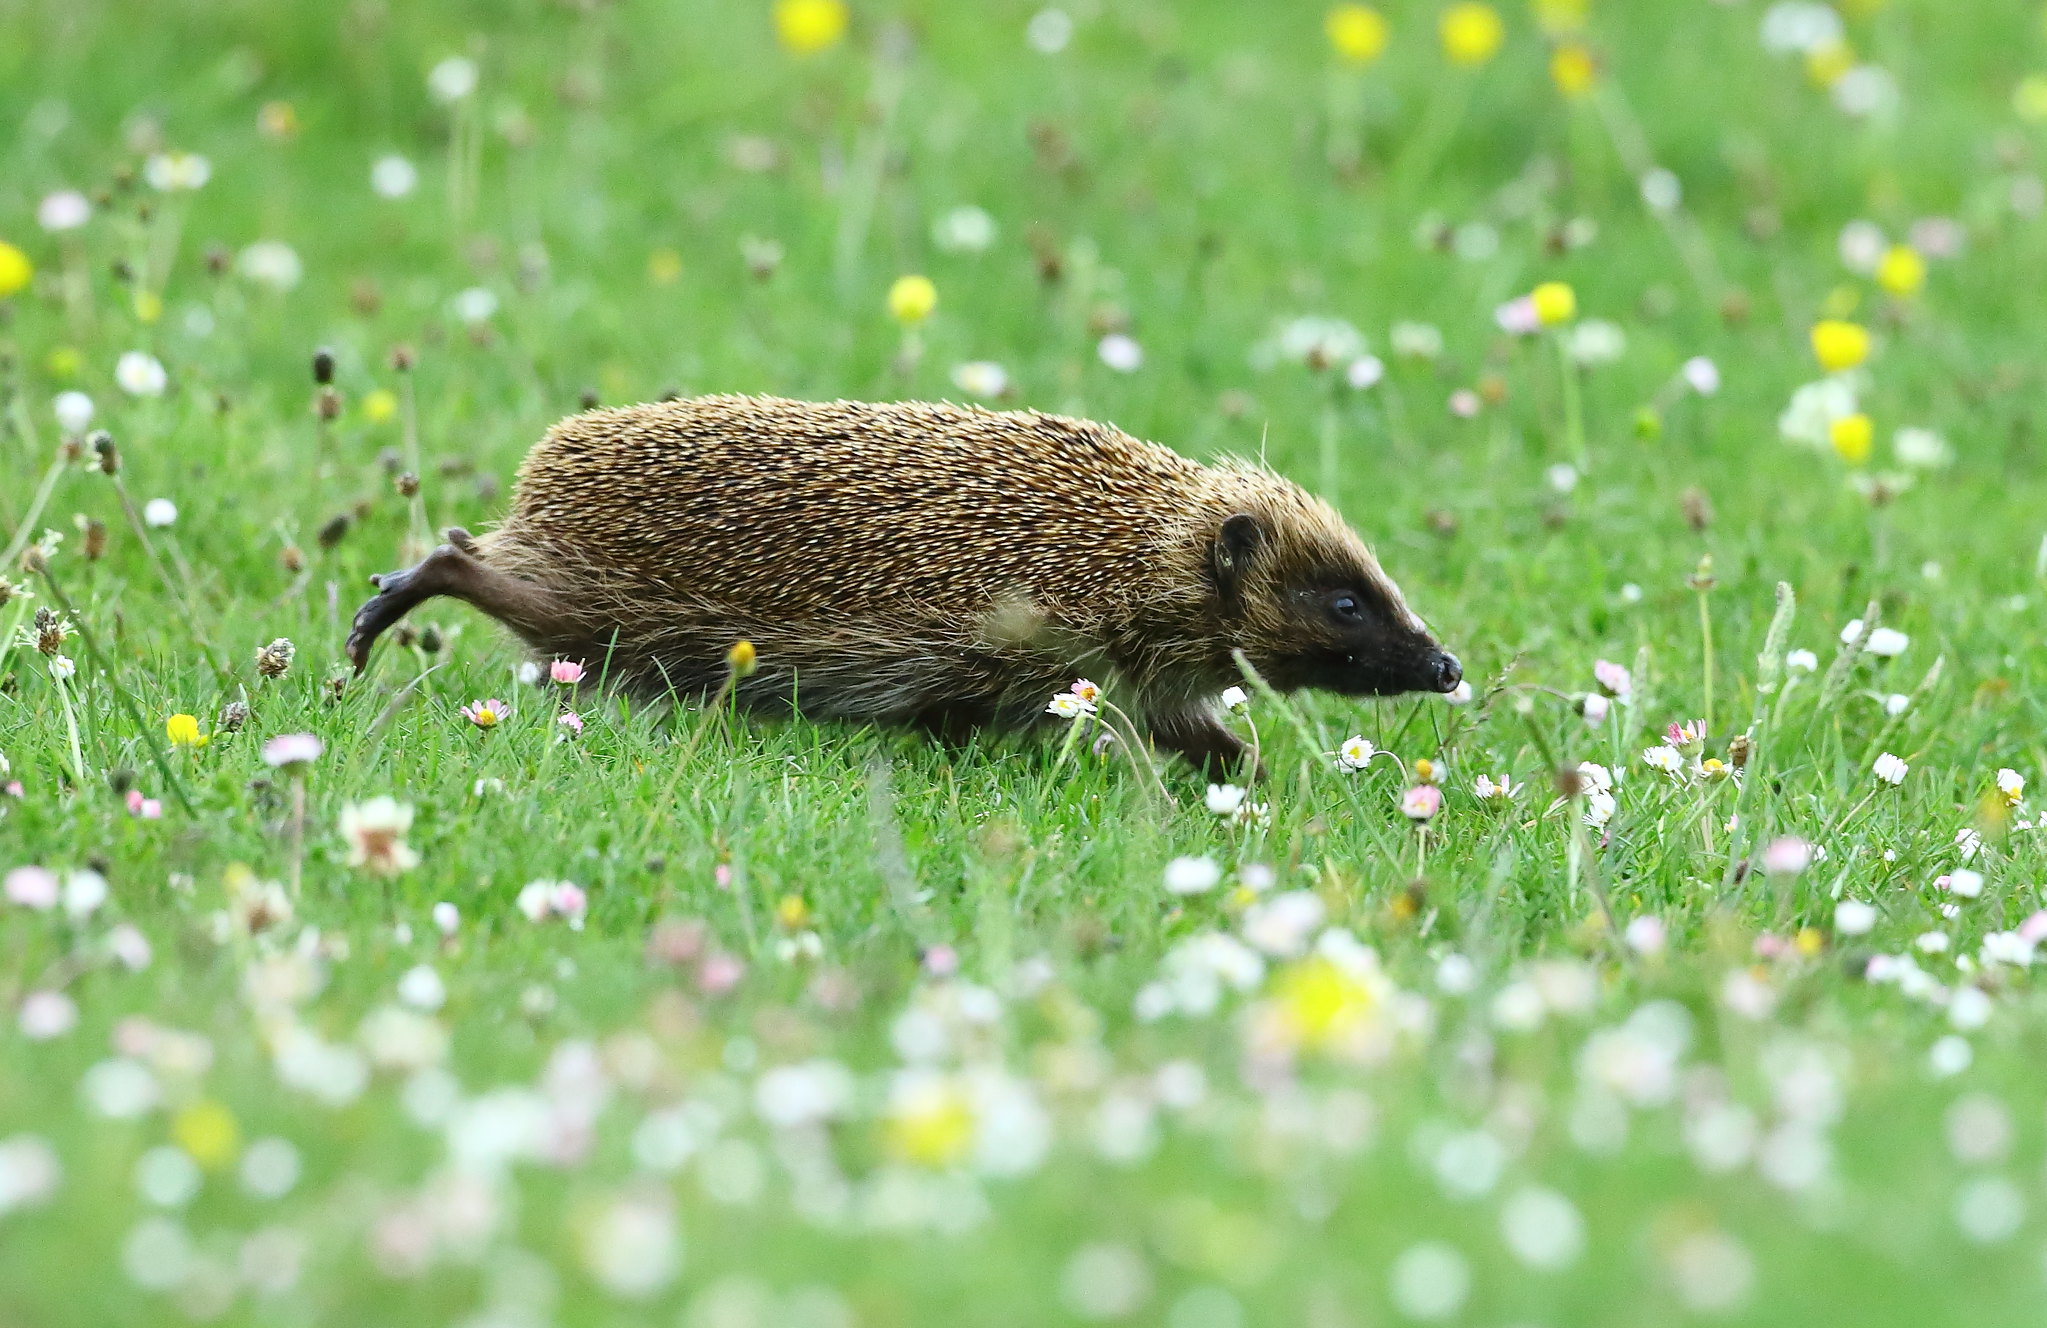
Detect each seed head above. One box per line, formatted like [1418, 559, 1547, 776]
[1727, 734, 1752, 769]
[32, 607, 71, 656]
[279, 545, 306, 574]
[90, 430, 119, 475]
[80, 518, 107, 561]
[216, 699, 250, 733]
[254, 637, 296, 679]
[315, 387, 341, 421]
[312, 347, 335, 385]
[395, 471, 420, 498]
[317, 514, 351, 548]
[390, 344, 415, 372]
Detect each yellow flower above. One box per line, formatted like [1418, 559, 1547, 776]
[647, 248, 683, 285]
[1875, 245, 1925, 298]
[1440, 3, 1506, 66]
[1531, 280, 1577, 326]
[774, 0, 848, 55]
[1804, 39, 1854, 88]
[133, 289, 163, 324]
[171, 1100, 240, 1169]
[1533, 0, 1589, 35]
[0, 242, 33, 299]
[257, 100, 300, 140]
[1810, 319, 1870, 374]
[1270, 956, 1376, 1052]
[726, 638, 758, 677]
[1550, 43, 1597, 97]
[1325, 4, 1390, 65]
[884, 1077, 974, 1167]
[2014, 74, 2047, 122]
[886, 274, 937, 324]
[1793, 926, 1825, 957]
[362, 388, 399, 423]
[1830, 412, 1874, 465]
[774, 894, 811, 929]
[165, 714, 208, 748]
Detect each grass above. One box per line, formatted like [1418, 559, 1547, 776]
[6, 0, 2047, 1323]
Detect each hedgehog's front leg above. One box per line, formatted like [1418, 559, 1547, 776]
[346, 528, 569, 673]
[1147, 706, 1258, 782]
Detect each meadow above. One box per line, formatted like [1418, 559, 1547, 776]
[5, 0, 2047, 1323]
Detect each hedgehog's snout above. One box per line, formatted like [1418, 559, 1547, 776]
[1427, 649, 1463, 693]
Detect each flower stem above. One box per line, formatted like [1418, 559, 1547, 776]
[1555, 332, 1587, 467]
[1697, 585, 1716, 741]
[288, 772, 307, 899]
[50, 668, 86, 788]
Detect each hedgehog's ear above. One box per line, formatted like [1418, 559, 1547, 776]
[1210, 512, 1264, 602]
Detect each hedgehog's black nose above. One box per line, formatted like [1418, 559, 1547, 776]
[1430, 650, 1463, 693]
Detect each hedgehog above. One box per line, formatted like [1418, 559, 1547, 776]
[346, 395, 1461, 776]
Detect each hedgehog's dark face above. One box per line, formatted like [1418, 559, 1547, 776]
[1210, 512, 1462, 699]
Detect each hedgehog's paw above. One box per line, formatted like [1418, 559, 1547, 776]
[346, 565, 422, 674]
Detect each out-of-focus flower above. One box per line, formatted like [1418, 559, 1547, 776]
[339, 798, 420, 877]
[1829, 412, 1873, 465]
[1640, 168, 1683, 213]
[53, 391, 94, 435]
[116, 351, 168, 397]
[887, 275, 937, 324]
[1400, 785, 1443, 822]
[1163, 856, 1222, 896]
[1778, 377, 1858, 447]
[1582, 788, 1616, 829]
[1592, 658, 1631, 699]
[261, 734, 322, 768]
[516, 880, 588, 929]
[773, 0, 848, 54]
[1786, 648, 1819, 673]
[1346, 354, 1386, 388]
[427, 56, 479, 103]
[1495, 296, 1540, 336]
[1873, 752, 1909, 786]
[1682, 357, 1721, 395]
[1531, 281, 1576, 327]
[449, 287, 497, 324]
[1205, 784, 1247, 817]
[1835, 899, 1877, 934]
[1582, 693, 1611, 726]
[1810, 320, 1870, 374]
[1026, 8, 1074, 55]
[1997, 768, 2025, 806]
[144, 151, 211, 192]
[1473, 773, 1514, 801]
[0, 244, 32, 301]
[371, 155, 418, 199]
[1840, 620, 1908, 656]
[932, 205, 997, 254]
[38, 190, 91, 232]
[1390, 321, 1443, 359]
[143, 499, 177, 528]
[6, 867, 60, 910]
[1893, 427, 1952, 470]
[951, 361, 1009, 398]
[1762, 837, 1812, 875]
[236, 241, 302, 292]
[1550, 43, 1597, 97]
[1566, 320, 1626, 366]
[1097, 333, 1143, 372]
[1876, 245, 1925, 298]
[1326, 4, 1390, 64]
[1440, 2, 1505, 66]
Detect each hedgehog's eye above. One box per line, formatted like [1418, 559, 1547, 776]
[1328, 593, 1364, 623]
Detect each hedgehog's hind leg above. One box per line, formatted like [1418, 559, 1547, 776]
[346, 529, 569, 673]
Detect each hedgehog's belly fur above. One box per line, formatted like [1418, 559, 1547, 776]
[474, 533, 1132, 726]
